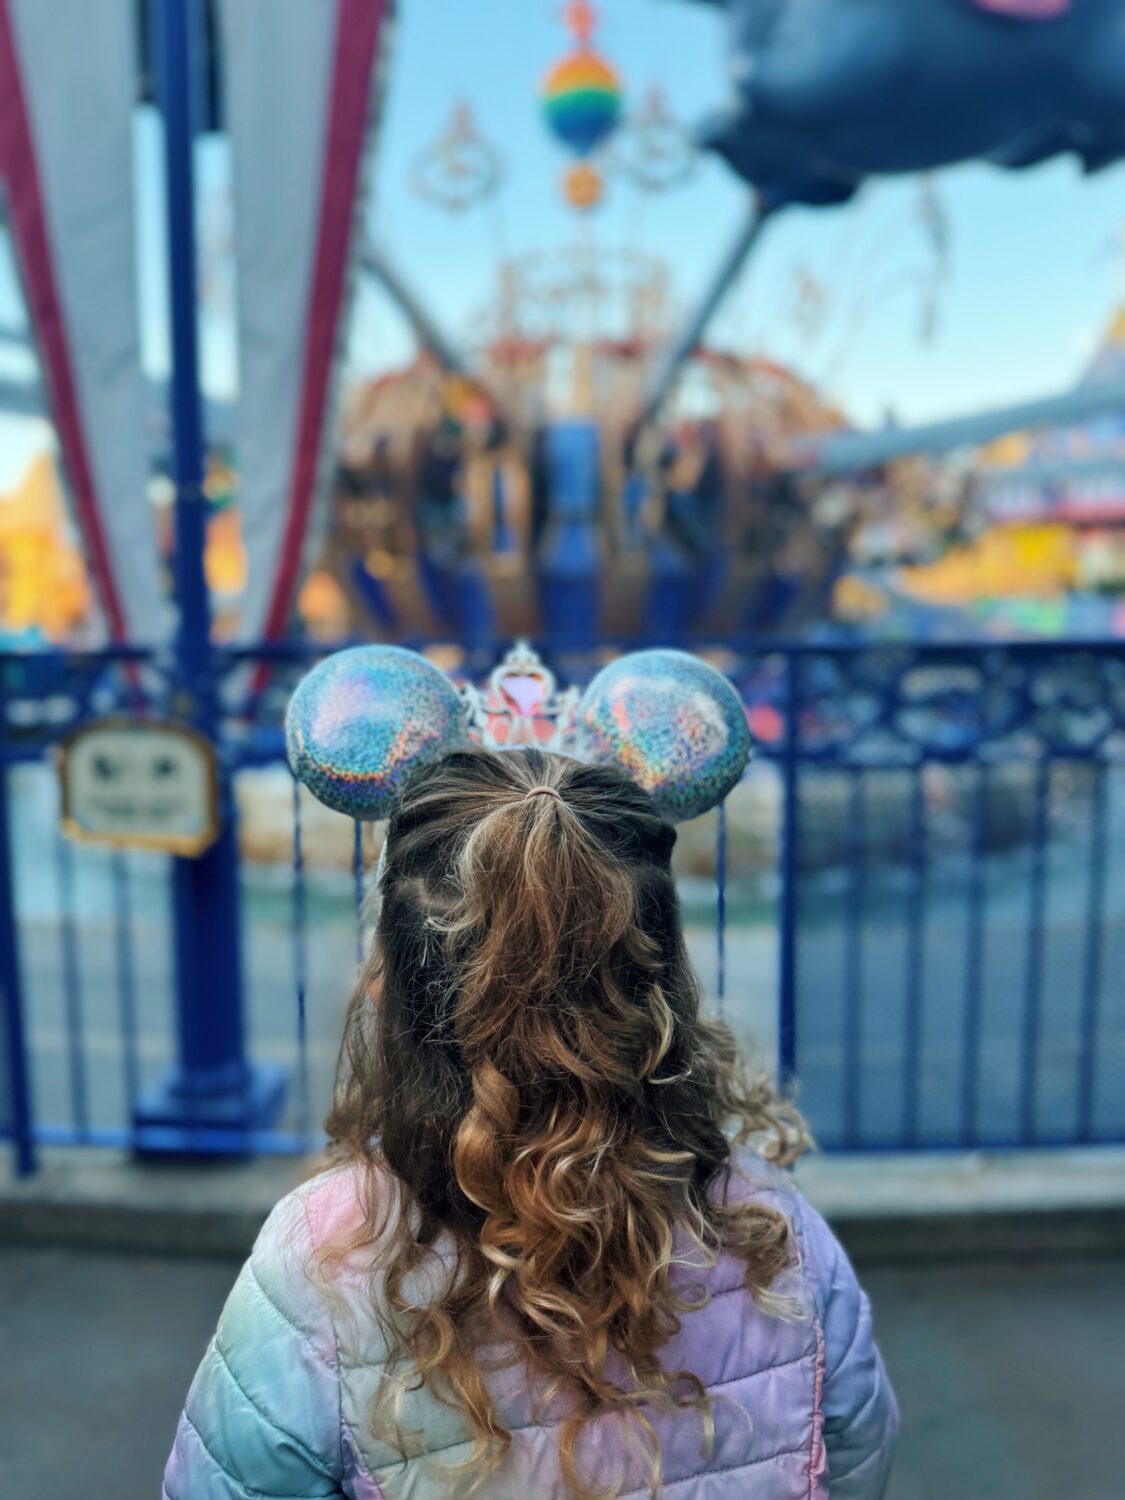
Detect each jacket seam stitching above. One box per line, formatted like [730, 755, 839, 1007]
[827, 1296, 864, 1384]
[246, 1257, 336, 1376]
[619, 1443, 808, 1496]
[809, 1313, 826, 1498]
[706, 1349, 812, 1391]
[180, 1411, 237, 1487]
[826, 1379, 884, 1476]
[180, 1407, 332, 1500]
[367, 1426, 811, 1492]
[333, 1278, 805, 1376]
[833, 1442, 889, 1482]
[790, 1198, 826, 1498]
[211, 1336, 336, 1479]
[297, 1194, 357, 1496]
[363, 1354, 815, 1475]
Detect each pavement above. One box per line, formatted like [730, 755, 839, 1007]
[1, 1240, 1120, 1500]
[2, 1145, 1124, 1497]
[5, 1144, 1125, 1261]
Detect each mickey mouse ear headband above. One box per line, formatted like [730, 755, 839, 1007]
[285, 643, 751, 825]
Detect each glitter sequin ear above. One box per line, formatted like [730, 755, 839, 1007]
[577, 649, 752, 823]
[285, 646, 468, 821]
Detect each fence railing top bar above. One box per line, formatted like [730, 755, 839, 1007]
[0, 645, 154, 669]
[3, 634, 1125, 674]
[206, 634, 1125, 665]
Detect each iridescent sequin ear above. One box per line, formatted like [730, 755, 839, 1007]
[285, 645, 468, 821]
[577, 649, 752, 823]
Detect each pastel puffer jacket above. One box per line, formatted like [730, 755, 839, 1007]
[164, 1154, 898, 1498]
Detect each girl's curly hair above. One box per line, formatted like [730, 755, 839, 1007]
[324, 746, 809, 1497]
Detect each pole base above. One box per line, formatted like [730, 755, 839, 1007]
[132, 1063, 288, 1159]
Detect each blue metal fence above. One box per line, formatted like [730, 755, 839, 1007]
[750, 641, 1125, 1150]
[2, 639, 1125, 1173]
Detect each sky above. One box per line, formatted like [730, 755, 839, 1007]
[2, 0, 1125, 490]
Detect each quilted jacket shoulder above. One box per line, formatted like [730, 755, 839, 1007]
[164, 1156, 897, 1499]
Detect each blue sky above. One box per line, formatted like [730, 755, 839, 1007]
[2, 0, 1124, 489]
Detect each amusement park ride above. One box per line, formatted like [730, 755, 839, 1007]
[4, 0, 1125, 649]
[299, 0, 1125, 647]
[4, 0, 1125, 1156]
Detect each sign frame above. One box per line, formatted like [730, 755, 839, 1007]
[58, 716, 222, 858]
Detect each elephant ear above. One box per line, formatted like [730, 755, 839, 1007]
[968, 0, 1072, 20]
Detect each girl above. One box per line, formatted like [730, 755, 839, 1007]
[164, 747, 898, 1498]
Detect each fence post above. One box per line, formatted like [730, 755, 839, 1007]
[0, 686, 35, 1175]
[777, 650, 800, 1089]
[134, 0, 284, 1150]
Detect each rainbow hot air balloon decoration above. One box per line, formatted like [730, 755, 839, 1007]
[541, 1, 622, 211]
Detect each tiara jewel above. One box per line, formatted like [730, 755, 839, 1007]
[461, 640, 581, 753]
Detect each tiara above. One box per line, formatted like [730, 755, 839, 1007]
[460, 640, 580, 753]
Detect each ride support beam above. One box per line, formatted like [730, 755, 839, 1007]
[637, 193, 773, 433]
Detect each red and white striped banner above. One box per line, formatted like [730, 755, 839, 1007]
[0, 0, 162, 643]
[218, 0, 391, 642]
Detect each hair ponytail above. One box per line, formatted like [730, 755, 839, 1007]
[325, 746, 808, 1497]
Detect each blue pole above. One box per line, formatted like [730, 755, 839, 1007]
[136, 0, 284, 1148]
[159, 0, 209, 683]
[777, 652, 799, 1091]
[715, 799, 727, 1014]
[0, 746, 35, 1176]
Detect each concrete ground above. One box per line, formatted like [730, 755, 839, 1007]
[0, 1243, 1120, 1500]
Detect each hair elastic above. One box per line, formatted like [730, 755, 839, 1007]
[524, 785, 563, 802]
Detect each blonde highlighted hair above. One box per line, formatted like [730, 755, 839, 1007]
[325, 746, 808, 1496]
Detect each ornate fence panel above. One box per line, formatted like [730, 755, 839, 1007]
[754, 643, 1125, 1150]
[0, 646, 332, 1166]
